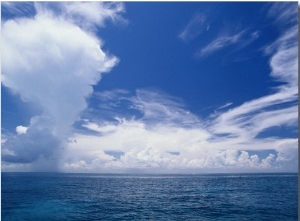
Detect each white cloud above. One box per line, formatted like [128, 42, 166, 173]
[268, 26, 298, 87]
[210, 94, 297, 139]
[60, 12, 298, 172]
[267, 2, 298, 25]
[16, 125, 28, 135]
[62, 123, 289, 173]
[216, 102, 233, 110]
[33, 2, 127, 30]
[133, 89, 201, 127]
[94, 89, 130, 102]
[59, 78, 297, 172]
[62, 2, 127, 28]
[209, 12, 298, 140]
[1, 2, 123, 168]
[2, 9, 118, 135]
[2, 3, 297, 173]
[197, 31, 244, 57]
[179, 13, 207, 42]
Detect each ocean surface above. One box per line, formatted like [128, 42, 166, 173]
[1, 172, 298, 220]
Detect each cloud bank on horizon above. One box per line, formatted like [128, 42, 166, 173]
[1, 2, 298, 173]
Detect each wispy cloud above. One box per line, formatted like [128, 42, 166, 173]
[1, 2, 35, 18]
[178, 13, 208, 42]
[179, 7, 262, 61]
[267, 2, 298, 25]
[267, 26, 298, 87]
[197, 31, 245, 57]
[216, 102, 233, 110]
[132, 89, 201, 127]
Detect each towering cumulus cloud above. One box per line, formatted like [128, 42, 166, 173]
[1, 2, 124, 170]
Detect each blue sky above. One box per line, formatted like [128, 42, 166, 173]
[1, 2, 298, 173]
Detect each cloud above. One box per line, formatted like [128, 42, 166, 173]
[210, 93, 297, 138]
[197, 31, 244, 57]
[34, 2, 127, 30]
[268, 26, 298, 87]
[63, 2, 127, 27]
[1, 2, 35, 18]
[63, 121, 292, 173]
[206, 9, 298, 169]
[16, 125, 28, 135]
[61, 73, 297, 172]
[2, 126, 60, 164]
[180, 10, 261, 60]
[94, 89, 130, 102]
[133, 89, 201, 127]
[216, 102, 233, 110]
[2, 2, 297, 173]
[267, 2, 298, 25]
[1, 2, 124, 168]
[2, 14, 117, 132]
[61, 5, 298, 172]
[179, 13, 207, 42]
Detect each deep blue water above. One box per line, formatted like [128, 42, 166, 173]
[1, 173, 298, 220]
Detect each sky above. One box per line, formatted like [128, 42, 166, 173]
[1, 2, 298, 173]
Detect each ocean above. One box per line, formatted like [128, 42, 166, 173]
[1, 173, 298, 220]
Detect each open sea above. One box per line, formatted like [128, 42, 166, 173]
[1, 172, 298, 220]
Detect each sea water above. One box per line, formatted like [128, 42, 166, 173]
[1, 173, 298, 220]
